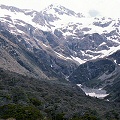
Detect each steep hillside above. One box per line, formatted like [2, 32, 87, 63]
[0, 29, 77, 80]
[105, 50, 120, 102]
[69, 50, 120, 102]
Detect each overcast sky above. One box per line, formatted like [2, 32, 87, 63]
[0, 0, 120, 18]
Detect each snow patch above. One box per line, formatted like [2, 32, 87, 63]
[71, 56, 86, 64]
[42, 43, 49, 48]
[77, 84, 109, 99]
[114, 60, 117, 64]
[55, 52, 72, 60]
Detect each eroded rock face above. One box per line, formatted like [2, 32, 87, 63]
[109, 50, 120, 64]
[0, 29, 77, 80]
[69, 58, 116, 84]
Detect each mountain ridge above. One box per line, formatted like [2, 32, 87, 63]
[0, 3, 120, 79]
[0, 4, 120, 59]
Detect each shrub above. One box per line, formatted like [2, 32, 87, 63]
[0, 104, 43, 120]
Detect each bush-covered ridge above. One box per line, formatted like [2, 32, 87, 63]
[0, 68, 120, 120]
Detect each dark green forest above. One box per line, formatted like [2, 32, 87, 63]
[0, 68, 120, 120]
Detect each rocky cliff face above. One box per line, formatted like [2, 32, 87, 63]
[69, 50, 120, 85]
[0, 28, 77, 80]
[69, 58, 116, 85]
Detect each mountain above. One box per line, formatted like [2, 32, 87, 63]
[69, 50, 120, 102]
[69, 49, 120, 85]
[0, 28, 78, 80]
[0, 3, 120, 119]
[0, 3, 120, 96]
[0, 4, 82, 79]
[0, 4, 120, 66]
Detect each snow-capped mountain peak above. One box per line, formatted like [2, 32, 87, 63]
[42, 4, 83, 18]
[0, 4, 120, 66]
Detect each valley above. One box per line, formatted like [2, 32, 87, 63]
[0, 3, 120, 120]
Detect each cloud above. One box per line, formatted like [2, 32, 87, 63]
[89, 10, 100, 17]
